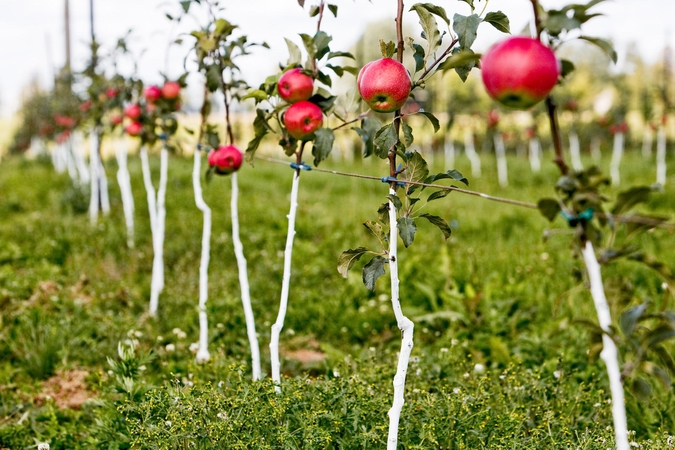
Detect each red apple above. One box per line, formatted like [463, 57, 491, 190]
[125, 122, 143, 136]
[208, 145, 243, 175]
[283, 100, 324, 140]
[277, 68, 314, 103]
[144, 85, 162, 103]
[162, 81, 181, 99]
[110, 114, 123, 126]
[124, 104, 142, 120]
[79, 100, 92, 112]
[357, 58, 411, 113]
[106, 87, 118, 99]
[481, 36, 559, 110]
[487, 109, 500, 128]
[55, 115, 75, 128]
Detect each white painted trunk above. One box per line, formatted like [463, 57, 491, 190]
[642, 128, 653, 158]
[88, 130, 100, 224]
[581, 241, 629, 450]
[464, 130, 481, 178]
[591, 136, 602, 162]
[148, 147, 168, 316]
[657, 126, 667, 186]
[444, 140, 455, 168]
[270, 170, 301, 391]
[610, 132, 624, 186]
[73, 132, 90, 184]
[386, 187, 414, 450]
[192, 150, 212, 363]
[494, 133, 508, 187]
[528, 137, 541, 173]
[99, 158, 110, 216]
[569, 130, 583, 172]
[114, 139, 135, 248]
[231, 172, 262, 381]
[65, 137, 79, 182]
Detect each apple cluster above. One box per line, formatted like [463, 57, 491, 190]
[123, 80, 183, 142]
[278, 68, 324, 141]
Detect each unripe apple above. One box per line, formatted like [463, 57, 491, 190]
[481, 36, 559, 110]
[125, 122, 143, 136]
[162, 81, 181, 99]
[144, 85, 162, 103]
[124, 104, 142, 120]
[277, 68, 314, 103]
[283, 100, 324, 140]
[357, 58, 411, 113]
[208, 145, 243, 175]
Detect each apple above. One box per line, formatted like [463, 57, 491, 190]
[208, 145, 243, 175]
[162, 81, 181, 99]
[125, 122, 143, 136]
[277, 68, 314, 103]
[357, 58, 411, 113]
[124, 104, 142, 120]
[283, 100, 324, 140]
[106, 88, 118, 99]
[79, 100, 92, 112]
[144, 85, 162, 103]
[55, 115, 75, 128]
[110, 114, 123, 126]
[481, 36, 559, 110]
[487, 109, 500, 128]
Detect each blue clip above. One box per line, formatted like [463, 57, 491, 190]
[381, 176, 406, 187]
[561, 207, 594, 227]
[158, 133, 168, 141]
[196, 143, 204, 151]
[290, 161, 312, 171]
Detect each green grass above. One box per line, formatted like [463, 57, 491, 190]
[1, 148, 675, 448]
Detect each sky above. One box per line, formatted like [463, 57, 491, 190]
[0, 0, 674, 117]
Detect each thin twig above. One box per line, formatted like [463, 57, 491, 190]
[415, 38, 459, 84]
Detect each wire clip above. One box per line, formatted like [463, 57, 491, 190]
[158, 133, 168, 141]
[381, 176, 406, 187]
[561, 207, 594, 227]
[290, 162, 312, 171]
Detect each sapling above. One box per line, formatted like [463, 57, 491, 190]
[192, 146, 211, 363]
[569, 130, 583, 171]
[114, 138, 135, 248]
[656, 124, 667, 186]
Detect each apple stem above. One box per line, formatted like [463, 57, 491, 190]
[610, 131, 624, 186]
[192, 149, 212, 363]
[270, 167, 302, 392]
[88, 127, 100, 225]
[114, 138, 135, 248]
[569, 130, 583, 172]
[386, 186, 415, 450]
[231, 171, 262, 380]
[657, 125, 667, 186]
[581, 240, 630, 450]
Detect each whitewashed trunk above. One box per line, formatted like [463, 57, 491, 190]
[65, 138, 79, 182]
[590, 136, 602, 162]
[528, 137, 541, 173]
[610, 132, 624, 186]
[114, 139, 135, 248]
[642, 128, 653, 158]
[464, 130, 481, 178]
[73, 132, 90, 184]
[386, 187, 414, 450]
[444, 139, 455, 168]
[99, 158, 110, 216]
[569, 130, 583, 172]
[192, 150, 212, 363]
[494, 133, 508, 187]
[270, 170, 301, 391]
[657, 126, 667, 186]
[88, 130, 100, 224]
[581, 241, 629, 450]
[231, 172, 262, 380]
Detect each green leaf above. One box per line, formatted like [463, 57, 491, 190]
[377, 203, 390, 223]
[309, 5, 320, 16]
[380, 40, 396, 59]
[342, 66, 359, 76]
[631, 378, 652, 400]
[205, 64, 222, 92]
[398, 217, 417, 247]
[300, 33, 317, 60]
[647, 324, 675, 348]
[387, 193, 403, 211]
[628, 252, 673, 281]
[412, 44, 426, 73]
[242, 89, 268, 102]
[180, 1, 191, 13]
[612, 186, 653, 215]
[537, 199, 561, 222]
[373, 123, 398, 159]
[328, 51, 354, 60]
[297, 0, 305, 6]
[457, 0, 474, 11]
[437, 49, 481, 72]
[314, 31, 332, 60]
[546, 10, 581, 36]
[245, 109, 269, 164]
[316, 70, 332, 88]
[312, 128, 334, 166]
[620, 303, 649, 337]
[425, 169, 469, 186]
[402, 122, 414, 147]
[364, 220, 386, 244]
[328, 4, 338, 17]
[337, 247, 370, 278]
[354, 117, 381, 158]
[363, 256, 387, 291]
[453, 14, 481, 50]
[419, 213, 452, 239]
[427, 189, 451, 202]
[413, 3, 450, 25]
[411, 4, 442, 56]
[402, 152, 429, 183]
[325, 64, 344, 77]
[418, 111, 440, 132]
[483, 11, 510, 34]
[560, 59, 575, 78]
[308, 93, 337, 111]
[578, 36, 617, 63]
[285, 38, 302, 66]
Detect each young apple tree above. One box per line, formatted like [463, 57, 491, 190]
[339, 1, 509, 447]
